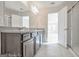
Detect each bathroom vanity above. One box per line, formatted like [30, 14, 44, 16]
[0, 28, 44, 57]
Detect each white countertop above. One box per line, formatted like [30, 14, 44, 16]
[0, 27, 44, 34]
[1, 30, 43, 34]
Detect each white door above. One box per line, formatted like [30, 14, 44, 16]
[58, 7, 67, 47]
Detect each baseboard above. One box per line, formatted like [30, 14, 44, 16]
[57, 43, 67, 49]
[68, 48, 78, 57]
[58, 43, 78, 57]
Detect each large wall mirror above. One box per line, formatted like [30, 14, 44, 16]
[0, 1, 29, 28]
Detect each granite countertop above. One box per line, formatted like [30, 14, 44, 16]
[1, 30, 44, 34]
[0, 27, 44, 34]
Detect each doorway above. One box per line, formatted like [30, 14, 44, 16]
[47, 13, 58, 44]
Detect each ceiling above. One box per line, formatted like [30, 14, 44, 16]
[38, 1, 65, 13]
[4, 1, 65, 12]
[5, 1, 29, 12]
[0, 1, 76, 15]
[32, 1, 64, 7]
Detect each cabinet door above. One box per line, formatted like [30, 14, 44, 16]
[1, 33, 6, 54]
[23, 38, 34, 57]
[35, 34, 40, 51]
[6, 33, 21, 56]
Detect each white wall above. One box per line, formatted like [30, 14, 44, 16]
[58, 6, 67, 47]
[71, 2, 79, 56]
[29, 6, 48, 42]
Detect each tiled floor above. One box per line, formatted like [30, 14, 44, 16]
[47, 33, 58, 43]
[35, 43, 74, 57]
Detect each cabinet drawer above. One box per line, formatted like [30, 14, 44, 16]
[23, 34, 30, 40]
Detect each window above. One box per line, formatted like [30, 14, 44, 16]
[22, 16, 29, 28]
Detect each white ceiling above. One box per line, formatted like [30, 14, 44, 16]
[39, 1, 65, 13]
[33, 1, 64, 7]
[0, 1, 76, 14]
[5, 1, 29, 12]
[4, 1, 65, 12]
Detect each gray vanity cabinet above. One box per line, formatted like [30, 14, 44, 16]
[1, 30, 43, 57]
[23, 38, 34, 57]
[1, 33, 21, 56]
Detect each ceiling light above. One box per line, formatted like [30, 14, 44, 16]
[31, 5, 39, 15]
[50, 2, 55, 4]
[20, 8, 24, 12]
